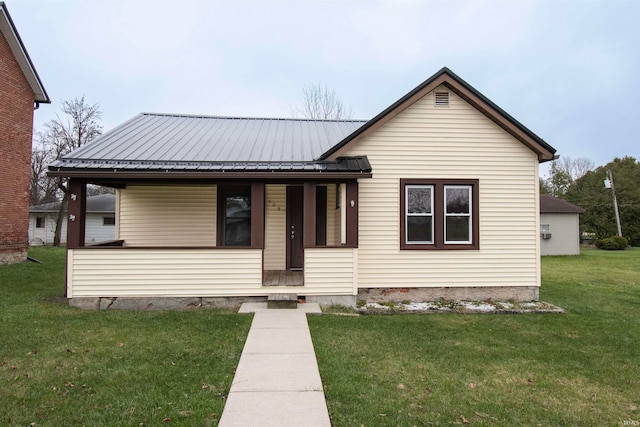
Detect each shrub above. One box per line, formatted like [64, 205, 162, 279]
[595, 236, 629, 250]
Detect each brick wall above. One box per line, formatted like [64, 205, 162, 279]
[0, 30, 36, 264]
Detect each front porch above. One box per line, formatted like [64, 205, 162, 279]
[63, 177, 364, 301]
[66, 246, 358, 298]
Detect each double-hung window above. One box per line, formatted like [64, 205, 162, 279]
[401, 179, 478, 250]
[405, 185, 434, 244]
[444, 185, 472, 244]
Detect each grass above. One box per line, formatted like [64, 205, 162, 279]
[0, 246, 252, 426]
[2, 247, 639, 426]
[309, 247, 640, 426]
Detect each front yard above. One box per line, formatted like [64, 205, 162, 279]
[0, 247, 252, 426]
[1, 247, 638, 426]
[309, 247, 640, 426]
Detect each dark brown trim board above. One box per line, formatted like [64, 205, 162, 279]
[66, 179, 87, 249]
[345, 181, 359, 247]
[315, 186, 327, 246]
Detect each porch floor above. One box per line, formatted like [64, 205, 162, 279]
[263, 270, 304, 286]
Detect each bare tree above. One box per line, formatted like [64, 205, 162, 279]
[543, 156, 595, 197]
[294, 83, 353, 120]
[30, 134, 57, 205]
[554, 156, 595, 181]
[37, 96, 103, 246]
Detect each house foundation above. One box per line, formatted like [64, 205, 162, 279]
[358, 286, 539, 303]
[0, 248, 27, 265]
[69, 296, 269, 311]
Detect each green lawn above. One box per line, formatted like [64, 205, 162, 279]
[309, 248, 640, 426]
[2, 247, 639, 426]
[0, 247, 252, 426]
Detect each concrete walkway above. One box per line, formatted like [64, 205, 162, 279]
[218, 303, 331, 427]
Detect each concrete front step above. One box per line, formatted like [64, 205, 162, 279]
[267, 294, 298, 309]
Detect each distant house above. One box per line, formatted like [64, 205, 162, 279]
[49, 67, 557, 308]
[29, 194, 116, 245]
[540, 195, 585, 256]
[0, 2, 50, 264]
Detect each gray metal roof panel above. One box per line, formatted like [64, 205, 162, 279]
[65, 114, 366, 166]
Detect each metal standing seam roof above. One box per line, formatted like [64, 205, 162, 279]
[50, 114, 368, 173]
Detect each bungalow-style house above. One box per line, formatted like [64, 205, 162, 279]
[0, 2, 50, 264]
[48, 67, 556, 308]
[29, 194, 116, 246]
[539, 194, 585, 256]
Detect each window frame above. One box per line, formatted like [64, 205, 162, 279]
[400, 179, 479, 250]
[103, 216, 116, 226]
[216, 185, 253, 247]
[35, 216, 45, 228]
[405, 184, 434, 244]
[444, 185, 472, 244]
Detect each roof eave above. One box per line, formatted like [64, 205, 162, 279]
[0, 2, 50, 104]
[47, 169, 373, 181]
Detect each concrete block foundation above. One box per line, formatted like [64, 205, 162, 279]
[0, 249, 27, 265]
[69, 296, 268, 310]
[358, 286, 539, 303]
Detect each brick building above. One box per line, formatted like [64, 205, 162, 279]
[0, 2, 49, 264]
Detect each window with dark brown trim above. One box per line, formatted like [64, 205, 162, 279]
[400, 179, 479, 250]
[217, 185, 252, 246]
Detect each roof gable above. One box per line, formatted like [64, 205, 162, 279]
[0, 2, 49, 103]
[321, 67, 555, 162]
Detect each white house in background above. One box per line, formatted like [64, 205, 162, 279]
[540, 195, 585, 256]
[29, 194, 115, 245]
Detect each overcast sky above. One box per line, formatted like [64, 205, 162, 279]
[8, 0, 640, 174]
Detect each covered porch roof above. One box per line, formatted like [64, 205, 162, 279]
[48, 114, 372, 181]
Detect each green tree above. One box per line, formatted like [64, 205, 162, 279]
[565, 156, 640, 246]
[548, 161, 574, 197]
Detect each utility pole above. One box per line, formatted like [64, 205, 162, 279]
[604, 169, 623, 236]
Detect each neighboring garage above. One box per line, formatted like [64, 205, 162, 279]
[540, 195, 585, 256]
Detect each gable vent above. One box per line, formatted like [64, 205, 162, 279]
[434, 91, 449, 107]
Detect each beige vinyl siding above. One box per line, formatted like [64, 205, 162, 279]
[118, 185, 216, 246]
[325, 184, 337, 246]
[67, 248, 262, 297]
[264, 184, 286, 270]
[304, 248, 357, 295]
[343, 85, 540, 288]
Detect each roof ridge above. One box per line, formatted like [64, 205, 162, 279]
[140, 112, 367, 123]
